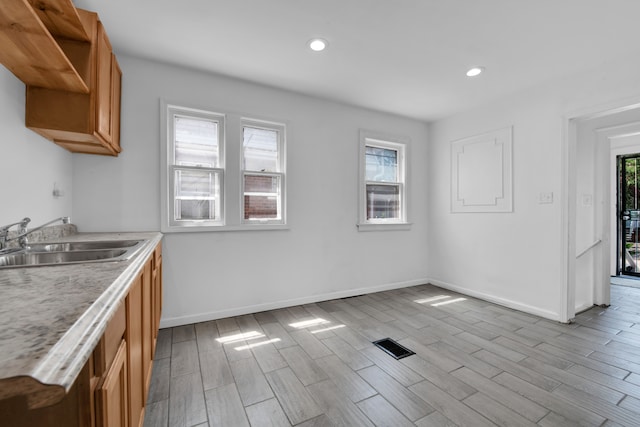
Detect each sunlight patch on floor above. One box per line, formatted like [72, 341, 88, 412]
[289, 318, 329, 328]
[216, 330, 264, 344]
[234, 338, 281, 351]
[310, 324, 346, 334]
[414, 295, 451, 304]
[431, 297, 467, 307]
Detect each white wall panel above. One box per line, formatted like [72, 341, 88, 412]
[451, 127, 512, 213]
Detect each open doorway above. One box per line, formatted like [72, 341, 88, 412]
[565, 106, 640, 322]
[617, 154, 640, 276]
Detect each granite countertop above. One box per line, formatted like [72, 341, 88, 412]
[0, 231, 162, 406]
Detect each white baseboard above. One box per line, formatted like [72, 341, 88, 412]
[428, 278, 561, 322]
[159, 277, 430, 328]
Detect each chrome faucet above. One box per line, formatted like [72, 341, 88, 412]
[2, 216, 70, 249]
[0, 218, 31, 251]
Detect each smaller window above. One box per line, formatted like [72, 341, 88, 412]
[241, 120, 286, 224]
[359, 131, 409, 230]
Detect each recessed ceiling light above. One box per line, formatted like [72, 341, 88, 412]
[308, 38, 328, 52]
[466, 66, 485, 77]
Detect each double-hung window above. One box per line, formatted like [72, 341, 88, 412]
[242, 120, 285, 224]
[358, 130, 409, 230]
[166, 105, 225, 228]
[162, 102, 287, 232]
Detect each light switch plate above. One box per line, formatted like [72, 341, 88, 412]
[539, 192, 553, 204]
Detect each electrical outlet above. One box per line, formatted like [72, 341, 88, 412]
[52, 183, 64, 198]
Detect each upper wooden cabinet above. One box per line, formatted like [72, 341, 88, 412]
[26, 9, 122, 156]
[0, 1, 122, 156]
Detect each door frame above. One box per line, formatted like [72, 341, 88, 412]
[561, 101, 640, 323]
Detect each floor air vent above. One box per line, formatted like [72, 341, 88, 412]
[372, 338, 415, 360]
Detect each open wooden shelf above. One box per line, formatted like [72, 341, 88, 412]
[28, 0, 89, 42]
[0, 0, 88, 93]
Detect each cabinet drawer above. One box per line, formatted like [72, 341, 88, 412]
[94, 301, 125, 377]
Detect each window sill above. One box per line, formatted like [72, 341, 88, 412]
[161, 224, 289, 233]
[357, 222, 412, 232]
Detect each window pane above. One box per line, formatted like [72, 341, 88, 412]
[174, 169, 220, 220]
[177, 199, 212, 220]
[175, 116, 219, 167]
[244, 174, 280, 220]
[365, 146, 398, 182]
[366, 184, 400, 220]
[243, 126, 278, 172]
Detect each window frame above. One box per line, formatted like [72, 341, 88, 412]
[358, 130, 411, 231]
[240, 119, 286, 225]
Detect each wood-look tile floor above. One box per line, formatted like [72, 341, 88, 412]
[143, 283, 640, 426]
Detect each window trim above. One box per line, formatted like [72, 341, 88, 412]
[358, 130, 411, 231]
[240, 118, 287, 225]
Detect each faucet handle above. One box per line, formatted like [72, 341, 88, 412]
[0, 218, 30, 233]
[19, 217, 31, 234]
[0, 218, 30, 249]
[18, 218, 31, 249]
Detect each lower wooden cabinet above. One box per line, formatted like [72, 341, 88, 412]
[0, 241, 163, 426]
[121, 242, 162, 427]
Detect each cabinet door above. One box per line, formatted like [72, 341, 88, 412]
[95, 21, 113, 144]
[97, 340, 128, 427]
[126, 274, 143, 427]
[110, 56, 122, 152]
[152, 246, 163, 338]
[142, 258, 153, 398]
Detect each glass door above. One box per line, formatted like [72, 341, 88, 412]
[619, 155, 640, 275]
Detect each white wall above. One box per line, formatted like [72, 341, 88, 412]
[0, 67, 73, 226]
[73, 56, 430, 327]
[428, 54, 640, 321]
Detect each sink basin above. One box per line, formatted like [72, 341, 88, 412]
[0, 239, 146, 269]
[27, 239, 141, 252]
[0, 249, 128, 268]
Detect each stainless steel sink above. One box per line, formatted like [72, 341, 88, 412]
[0, 239, 146, 269]
[27, 239, 141, 252]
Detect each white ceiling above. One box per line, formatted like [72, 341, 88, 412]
[74, 0, 640, 122]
